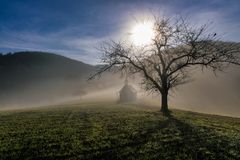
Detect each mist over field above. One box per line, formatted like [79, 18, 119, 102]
[0, 51, 239, 117]
[0, 0, 239, 118]
[0, 52, 124, 107]
[168, 66, 240, 117]
[83, 66, 240, 117]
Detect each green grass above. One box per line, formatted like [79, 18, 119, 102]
[0, 102, 239, 160]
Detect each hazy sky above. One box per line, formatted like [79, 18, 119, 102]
[0, 0, 240, 64]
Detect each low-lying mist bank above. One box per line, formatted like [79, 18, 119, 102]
[0, 51, 122, 108]
[0, 51, 239, 117]
[61, 66, 240, 118]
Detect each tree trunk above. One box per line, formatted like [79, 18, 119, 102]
[160, 91, 169, 113]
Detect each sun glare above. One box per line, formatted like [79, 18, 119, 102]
[131, 21, 154, 46]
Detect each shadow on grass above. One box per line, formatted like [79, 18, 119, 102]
[167, 116, 231, 160]
[84, 112, 239, 160]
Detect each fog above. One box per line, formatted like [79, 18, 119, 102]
[69, 65, 240, 117]
[0, 70, 123, 109]
[0, 62, 239, 117]
[77, 65, 240, 117]
[168, 66, 240, 117]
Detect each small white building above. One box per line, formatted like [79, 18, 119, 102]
[119, 78, 137, 102]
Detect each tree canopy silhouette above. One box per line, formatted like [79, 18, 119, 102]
[90, 16, 240, 113]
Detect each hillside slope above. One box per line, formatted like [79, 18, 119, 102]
[0, 51, 95, 106]
[0, 103, 239, 159]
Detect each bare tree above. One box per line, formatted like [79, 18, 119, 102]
[90, 16, 240, 113]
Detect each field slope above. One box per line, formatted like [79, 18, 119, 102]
[0, 103, 239, 160]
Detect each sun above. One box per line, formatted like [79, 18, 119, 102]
[131, 21, 154, 46]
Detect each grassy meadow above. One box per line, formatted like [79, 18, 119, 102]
[0, 102, 239, 160]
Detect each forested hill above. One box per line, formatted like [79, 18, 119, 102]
[0, 51, 95, 106]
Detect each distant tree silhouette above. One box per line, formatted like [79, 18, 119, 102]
[90, 15, 240, 113]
